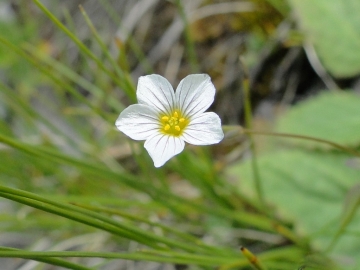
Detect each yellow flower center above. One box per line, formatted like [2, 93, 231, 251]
[160, 110, 189, 136]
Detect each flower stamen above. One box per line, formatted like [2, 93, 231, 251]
[160, 110, 189, 136]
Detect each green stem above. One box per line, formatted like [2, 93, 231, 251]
[240, 246, 267, 270]
[0, 247, 91, 270]
[0, 186, 218, 254]
[0, 36, 111, 121]
[0, 133, 276, 233]
[0, 249, 241, 267]
[32, 0, 136, 101]
[326, 185, 360, 252]
[241, 62, 265, 208]
[175, 0, 199, 73]
[78, 5, 136, 100]
[0, 191, 162, 250]
[0, 134, 289, 248]
[73, 203, 218, 251]
[98, 0, 154, 73]
[220, 246, 303, 270]
[241, 129, 360, 158]
[24, 43, 124, 112]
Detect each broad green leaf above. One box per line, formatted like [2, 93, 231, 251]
[327, 184, 360, 253]
[228, 150, 360, 269]
[342, 184, 360, 226]
[276, 91, 360, 149]
[289, 0, 360, 78]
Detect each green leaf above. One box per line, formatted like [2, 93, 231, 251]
[276, 91, 360, 149]
[342, 185, 360, 226]
[228, 150, 360, 269]
[289, 0, 360, 78]
[327, 184, 360, 252]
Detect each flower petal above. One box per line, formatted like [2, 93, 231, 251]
[115, 104, 160, 141]
[175, 74, 216, 118]
[144, 134, 185, 167]
[182, 112, 224, 145]
[137, 74, 175, 115]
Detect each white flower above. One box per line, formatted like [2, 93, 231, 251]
[115, 74, 224, 167]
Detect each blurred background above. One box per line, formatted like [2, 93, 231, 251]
[0, 0, 360, 269]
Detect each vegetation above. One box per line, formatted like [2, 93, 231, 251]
[0, 0, 359, 269]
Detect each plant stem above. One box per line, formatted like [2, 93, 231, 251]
[241, 59, 266, 209]
[0, 247, 91, 270]
[326, 184, 360, 252]
[0, 186, 218, 253]
[0, 132, 279, 235]
[241, 129, 360, 158]
[32, 0, 136, 101]
[240, 246, 268, 270]
[0, 247, 244, 267]
[79, 5, 136, 97]
[175, 0, 199, 73]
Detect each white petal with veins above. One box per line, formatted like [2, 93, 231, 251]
[116, 104, 160, 141]
[175, 74, 215, 118]
[116, 74, 223, 167]
[182, 112, 224, 145]
[137, 74, 175, 115]
[144, 134, 185, 167]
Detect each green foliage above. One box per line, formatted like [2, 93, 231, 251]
[229, 150, 360, 268]
[229, 91, 360, 269]
[0, 19, 39, 86]
[277, 91, 360, 148]
[289, 0, 360, 78]
[0, 0, 359, 269]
